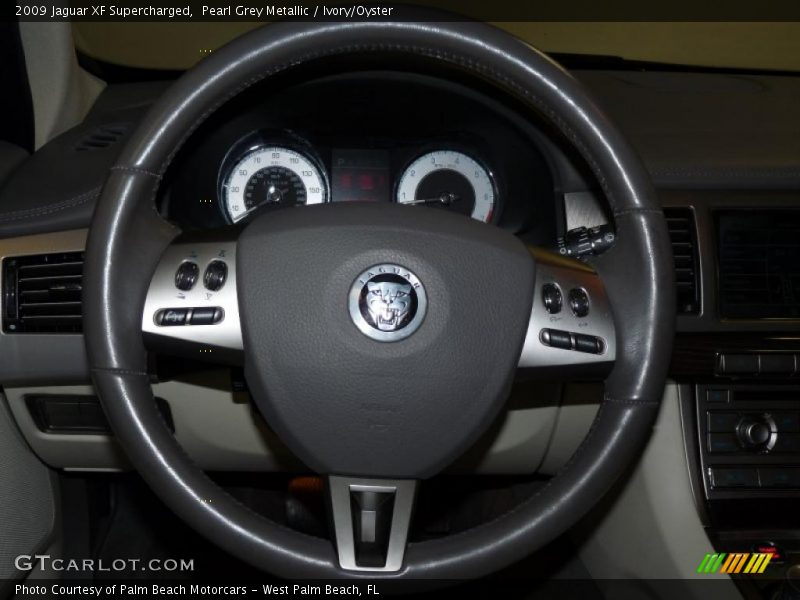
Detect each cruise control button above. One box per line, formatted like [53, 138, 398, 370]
[204, 260, 228, 292]
[541, 328, 572, 350]
[568, 288, 590, 318]
[190, 307, 223, 325]
[158, 308, 188, 326]
[574, 333, 602, 354]
[174, 261, 199, 291]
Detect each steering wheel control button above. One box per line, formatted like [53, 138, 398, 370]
[174, 261, 199, 291]
[567, 287, 590, 317]
[540, 328, 572, 350]
[203, 260, 228, 291]
[574, 333, 603, 354]
[189, 307, 224, 325]
[157, 308, 188, 326]
[540, 329, 604, 354]
[348, 264, 427, 342]
[541, 283, 563, 314]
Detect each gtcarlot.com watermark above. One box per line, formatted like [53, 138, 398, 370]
[15, 554, 195, 573]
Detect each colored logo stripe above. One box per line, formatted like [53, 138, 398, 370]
[697, 553, 772, 574]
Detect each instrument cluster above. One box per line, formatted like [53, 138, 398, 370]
[219, 132, 498, 225]
[162, 70, 557, 242]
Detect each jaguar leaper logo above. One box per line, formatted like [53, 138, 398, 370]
[365, 280, 414, 331]
[348, 264, 427, 342]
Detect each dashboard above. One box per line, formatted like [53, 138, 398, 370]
[1, 53, 800, 592]
[159, 70, 558, 243]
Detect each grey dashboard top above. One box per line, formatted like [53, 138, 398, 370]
[0, 70, 797, 240]
[0, 82, 171, 238]
[574, 71, 800, 189]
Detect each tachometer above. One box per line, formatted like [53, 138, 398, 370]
[222, 146, 327, 222]
[396, 150, 496, 223]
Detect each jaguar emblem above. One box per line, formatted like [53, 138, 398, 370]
[365, 281, 413, 331]
[348, 264, 427, 342]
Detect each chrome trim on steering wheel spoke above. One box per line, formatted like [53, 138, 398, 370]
[142, 238, 243, 361]
[329, 476, 417, 573]
[518, 249, 616, 375]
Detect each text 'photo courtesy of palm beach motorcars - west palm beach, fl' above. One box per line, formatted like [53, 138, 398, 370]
[1, 1, 800, 599]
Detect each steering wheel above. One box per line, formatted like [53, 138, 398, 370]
[84, 20, 674, 579]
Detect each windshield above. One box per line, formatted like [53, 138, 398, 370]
[73, 22, 800, 73]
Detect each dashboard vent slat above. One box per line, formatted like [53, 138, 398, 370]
[663, 208, 700, 314]
[74, 124, 129, 152]
[3, 252, 84, 333]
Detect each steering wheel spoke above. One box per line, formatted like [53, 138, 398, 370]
[518, 247, 616, 379]
[142, 232, 244, 365]
[328, 476, 417, 573]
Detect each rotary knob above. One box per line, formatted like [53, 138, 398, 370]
[736, 414, 776, 452]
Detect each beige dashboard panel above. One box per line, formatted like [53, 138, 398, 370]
[4, 373, 560, 474]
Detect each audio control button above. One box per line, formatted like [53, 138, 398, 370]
[174, 261, 199, 291]
[204, 260, 228, 291]
[541, 284, 563, 314]
[568, 288, 590, 318]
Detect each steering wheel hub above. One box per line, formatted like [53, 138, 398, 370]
[237, 202, 535, 478]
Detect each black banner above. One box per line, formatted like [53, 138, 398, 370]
[7, 0, 800, 22]
[6, 578, 761, 599]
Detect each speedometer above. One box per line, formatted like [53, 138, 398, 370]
[396, 150, 496, 223]
[222, 146, 327, 223]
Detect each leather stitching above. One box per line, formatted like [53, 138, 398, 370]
[603, 394, 659, 405]
[612, 207, 664, 217]
[91, 367, 149, 377]
[0, 186, 100, 222]
[110, 165, 162, 179]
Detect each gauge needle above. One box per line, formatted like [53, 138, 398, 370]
[405, 192, 460, 206]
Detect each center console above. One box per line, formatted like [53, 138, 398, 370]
[666, 194, 800, 597]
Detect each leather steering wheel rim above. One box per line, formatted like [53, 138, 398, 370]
[84, 20, 674, 579]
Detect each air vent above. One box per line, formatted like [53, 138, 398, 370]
[664, 207, 700, 314]
[2, 252, 84, 333]
[74, 124, 128, 152]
